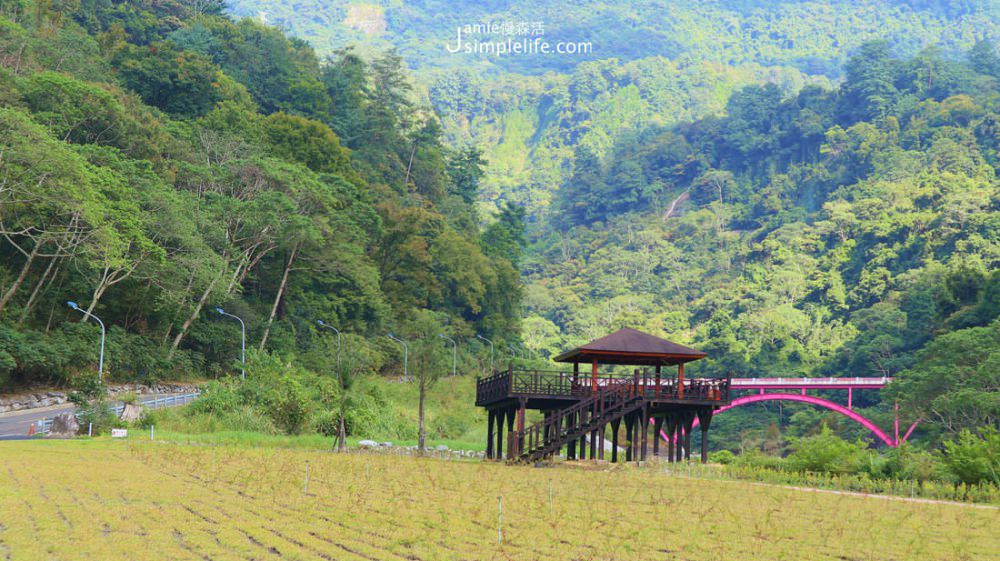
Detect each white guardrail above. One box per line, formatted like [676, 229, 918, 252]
[36, 391, 201, 435]
[732, 377, 891, 386]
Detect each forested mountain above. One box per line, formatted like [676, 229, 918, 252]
[527, 42, 1000, 445]
[222, 1, 999, 222]
[228, 0, 999, 444]
[0, 0, 522, 389]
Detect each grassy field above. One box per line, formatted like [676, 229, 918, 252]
[0, 440, 997, 561]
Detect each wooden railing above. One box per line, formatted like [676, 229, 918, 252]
[476, 368, 731, 405]
[508, 379, 643, 461]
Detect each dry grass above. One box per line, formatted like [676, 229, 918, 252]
[0, 440, 997, 560]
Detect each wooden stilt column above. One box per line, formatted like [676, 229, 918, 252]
[653, 416, 664, 457]
[589, 429, 597, 459]
[666, 415, 677, 463]
[486, 409, 495, 459]
[682, 411, 695, 462]
[506, 407, 516, 459]
[697, 407, 714, 464]
[640, 404, 649, 461]
[611, 419, 620, 463]
[598, 425, 605, 460]
[567, 410, 576, 460]
[516, 398, 526, 458]
[675, 416, 684, 463]
[496, 409, 505, 459]
[625, 414, 634, 462]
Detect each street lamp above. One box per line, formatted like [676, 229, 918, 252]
[438, 333, 456, 377]
[387, 333, 408, 380]
[316, 320, 341, 367]
[216, 307, 245, 381]
[67, 301, 105, 383]
[476, 334, 494, 372]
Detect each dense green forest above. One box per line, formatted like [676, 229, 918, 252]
[0, 0, 996, 457]
[0, 0, 523, 394]
[221, 1, 1000, 223]
[527, 41, 1000, 448]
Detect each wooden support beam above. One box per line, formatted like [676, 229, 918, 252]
[589, 430, 597, 459]
[665, 415, 676, 463]
[682, 411, 695, 462]
[678, 363, 685, 400]
[496, 409, 505, 459]
[506, 407, 516, 459]
[625, 414, 634, 462]
[598, 425, 605, 460]
[486, 409, 495, 459]
[611, 419, 620, 463]
[640, 405, 649, 461]
[567, 411, 576, 460]
[653, 416, 664, 457]
[697, 407, 714, 464]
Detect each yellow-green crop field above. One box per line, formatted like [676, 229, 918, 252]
[0, 440, 997, 561]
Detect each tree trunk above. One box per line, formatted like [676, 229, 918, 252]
[168, 268, 224, 357]
[337, 395, 347, 452]
[259, 241, 299, 351]
[0, 241, 40, 315]
[417, 377, 426, 455]
[18, 255, 59, 324]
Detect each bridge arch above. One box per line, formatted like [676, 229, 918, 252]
[681, 393, 897, 447]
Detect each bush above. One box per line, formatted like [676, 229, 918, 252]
[786, 425, 867, 474]
[709, 450, 736, 464]
[263, 376, 309, 435]
[310, 410, 340, 437]
[940, 428, 1000, 486]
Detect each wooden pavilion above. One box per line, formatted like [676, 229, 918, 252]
[475, 328, 730, 464]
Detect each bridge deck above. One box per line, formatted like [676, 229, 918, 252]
[731, 377, 891, 390]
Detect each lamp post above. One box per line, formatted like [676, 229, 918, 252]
[216, 307, 245, 381]
[387, 333, 408, 380]
[476, 334, 494, 372]
[439, 333, 456, 377]
[316, 320, 342, 367]
[67, 301, 105, 383]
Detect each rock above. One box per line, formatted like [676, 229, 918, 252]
[436, 444, 449, 452]
[358, 439, 379, 448]
[379, 442, 393, 447]
[119, 403, 144, 423]
[48, 412, 79, 437]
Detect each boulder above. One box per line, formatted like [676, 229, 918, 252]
[358, 439, 379, 448]
[436, 444, 449, 452]
[119, 403, 144, 423]
[48, 412, 79, 437]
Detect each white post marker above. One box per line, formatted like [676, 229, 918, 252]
[150, 425, 155, 440]
[88, 423, 93, 437]
[497, 496, 503, 545]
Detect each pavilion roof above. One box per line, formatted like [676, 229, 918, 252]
[552, 327, 707, 366]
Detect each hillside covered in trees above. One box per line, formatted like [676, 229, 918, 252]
[0, 0, 523, 390]
[527, 41, 1000, 447]
[0, 0, 996, 453]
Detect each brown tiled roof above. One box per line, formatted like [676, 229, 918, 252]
[552, 327, 707, 366]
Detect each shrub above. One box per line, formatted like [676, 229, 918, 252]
[709, 450, 736, 464]
[786, 425, 866, 474]
[940, 428, 1000, 486]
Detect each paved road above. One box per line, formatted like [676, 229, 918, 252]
[0, 393, 192, 438]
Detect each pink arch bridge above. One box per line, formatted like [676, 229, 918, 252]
[660, 377, 920, 448]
